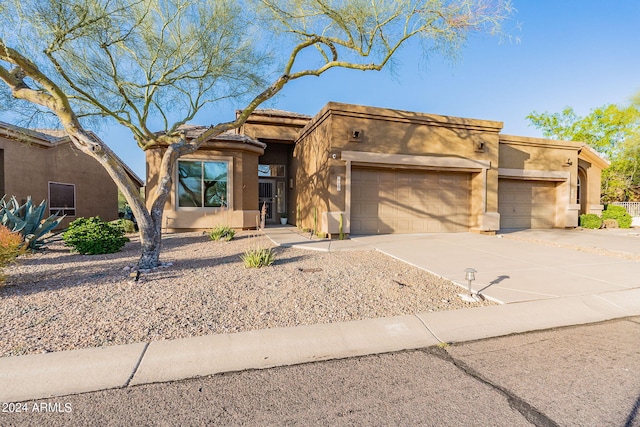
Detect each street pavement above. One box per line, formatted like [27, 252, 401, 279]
[2, 316, 639, 426]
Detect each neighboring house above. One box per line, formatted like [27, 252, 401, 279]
[0, 121, 143, 229]
[146, 103, 608, 236]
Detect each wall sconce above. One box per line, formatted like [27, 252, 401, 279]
[348, 129, 363, 142]
[563, 158, 573, 167]
[474, 141, 485, 152]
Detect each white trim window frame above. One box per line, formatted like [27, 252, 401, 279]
[176, 158, 232, 210]
[48, 181, 76, 216]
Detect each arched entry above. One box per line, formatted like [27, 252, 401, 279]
[577, 167, 587, 215]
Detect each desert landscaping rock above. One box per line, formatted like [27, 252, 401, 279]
[0, 231, 494, 357]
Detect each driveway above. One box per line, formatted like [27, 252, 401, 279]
[348, 229, 640, 304]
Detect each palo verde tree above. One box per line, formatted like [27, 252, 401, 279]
[527, 94, 640, 203]
[0, 0, 513, 269]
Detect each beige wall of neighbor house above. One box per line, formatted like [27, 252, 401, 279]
[145, 131, 265, 232]
[0, 122, 131, 229]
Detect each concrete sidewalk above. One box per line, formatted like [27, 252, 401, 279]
[2, 227, 640, 403]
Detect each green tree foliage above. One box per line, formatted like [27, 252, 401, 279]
[0, 0, 513, 268]
[527, 95, 640, 202]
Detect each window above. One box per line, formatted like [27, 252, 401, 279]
[177, 160, 229, 208]
[258, 164, 285, 177]
[49, 182, 76, 216]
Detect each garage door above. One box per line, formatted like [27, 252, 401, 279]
[498, 179, 557, 229]
[350, 168, 470, 234]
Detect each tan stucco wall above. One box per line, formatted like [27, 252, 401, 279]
[291, 113, 333, 232]
[240, 113, 310, 142]
[498, 135, 582, 228]
[0, 136, 118, 228]
[143, 103, 608, 234]
[577, 146, 607, 215]
[294, 103, 503, 234]
[145, 141, 263, 231]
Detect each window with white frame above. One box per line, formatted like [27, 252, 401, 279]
[49, 182, 76, 216]
[177, 160, 229, 208]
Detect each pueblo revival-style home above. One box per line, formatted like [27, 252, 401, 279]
[0, 121, 143, 228]
[145, 102, 608, 236]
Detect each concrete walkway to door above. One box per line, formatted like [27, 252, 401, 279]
[265, 226, 640, 304]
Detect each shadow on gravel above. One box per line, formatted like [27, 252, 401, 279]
[1, 233, 311, 297]
[625, 393, 640, 427]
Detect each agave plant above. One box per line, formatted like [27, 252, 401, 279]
[0, 196, 65, 249]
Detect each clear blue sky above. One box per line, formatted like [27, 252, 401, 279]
[15, 1, 640, 179]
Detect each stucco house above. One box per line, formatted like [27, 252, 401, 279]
[0, 121, 143, 228]
[145, 102, 608, 236]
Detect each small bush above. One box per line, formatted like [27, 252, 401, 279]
[241, 247, 275, 268]
[579, 214, 602, 229]
[209, 225, 235, 241]
[0, 225, 25, 264]
[603, 218, 619, 229]
[63, 217, 129, 255]
[110, 219, 136, 234]
[0, 226, 26, 284]
[602, 205, 632, 228]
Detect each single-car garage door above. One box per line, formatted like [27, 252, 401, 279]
[498, 179, 557, 229]
[350, 168, 470, 234]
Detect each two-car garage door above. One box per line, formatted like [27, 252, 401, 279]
[350, 168, 470, 234]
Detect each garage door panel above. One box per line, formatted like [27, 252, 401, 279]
[350, 168, 470, 234]
[379, 203, 397, 217]
[357, 203, 378, 217]
[397, 187, 412, 199]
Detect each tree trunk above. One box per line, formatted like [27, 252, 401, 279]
[133, 142, 184, 270]
[136, 209, 163, 270]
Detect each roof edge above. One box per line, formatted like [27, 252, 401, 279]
[298, 102, 505, 140]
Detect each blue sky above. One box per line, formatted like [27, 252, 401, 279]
[11, 1, 640, 179]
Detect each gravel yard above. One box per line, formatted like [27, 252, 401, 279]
[0, 231, 494, 357]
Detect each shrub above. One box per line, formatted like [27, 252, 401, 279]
[0, 225, 25, 265]
[579, 214, 602, 229]
[603, 219, 619, 229]
[0, 226, 26, 284]
[602, 205, 632, 228]
[209, 225, 235, 241]
[241, 247, 275, 268]
[63, 217, 129, 255]
[110, 219, 136, 234]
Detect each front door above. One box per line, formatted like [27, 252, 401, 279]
[258, 179, 275, 223]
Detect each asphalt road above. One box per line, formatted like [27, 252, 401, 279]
[2, 317, 639, 427]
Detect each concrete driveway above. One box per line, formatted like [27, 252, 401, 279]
[347, 229, 640, 304]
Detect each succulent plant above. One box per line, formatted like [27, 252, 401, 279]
[0, 195, 65, 249]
